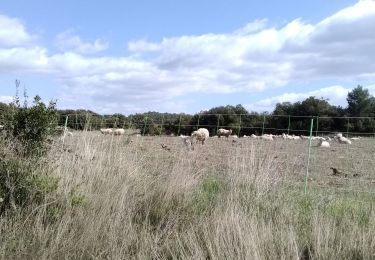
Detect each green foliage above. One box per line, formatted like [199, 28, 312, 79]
[70, 191, 86, 208]
[347, 85, 375, 117]
[5, 95, 57, 157]
[192, 176, 223, 215]
[324, 198, 370, 227]
[0, 87, 59, 213]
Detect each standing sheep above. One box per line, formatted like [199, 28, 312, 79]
[113, 128, 125, 135]
[191, 128, 210, 145]
[217, 128, 232, 138]
[100, 128, 113, 135]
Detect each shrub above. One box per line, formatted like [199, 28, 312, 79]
[0, 89, 59, 213]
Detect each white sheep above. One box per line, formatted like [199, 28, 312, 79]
[335, 133, 352, 144]
[113, 128, 125, 135]
[191, 128, 210, 145]
[318, 139, 330, 148]
[100, 128, 113, 135]
[260, 134, 273, 141]
[0, 124, 4, 130]
[250, 134, 258, 139]
[181, 135, 194, 150]
[217, 128, 232, 138]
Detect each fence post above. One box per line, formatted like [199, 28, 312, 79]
[216, 114, 220, 134]
[197, 114, 201, 130]
[142, 116, 148, 136]
[62, 115, 69, 144]
[288, 115, 291, 135]
[238, 114, 242, 136]
[315, 116, 319, 136]
[304, 118, 314, 194]
[160, 114, 165, 136]
[75, 112, 78, 130]
[261, 115, 266, 135]
[346, 117, 350, 138]
[177, 114, 182, 136]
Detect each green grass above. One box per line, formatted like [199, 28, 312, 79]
[0, 131, 374, 259]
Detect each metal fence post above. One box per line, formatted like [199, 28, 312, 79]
[160, 114, 165, 136]
[304, 118, 314, 194]
[261, 115, 266, 135]
[346, 117, 350, 137]
[238, 114, 242, 136]
[142, 116, 148, 136]
[62, 115, 69, 144]
[216, 114, 220, 134]
[177, 114, 182, 136]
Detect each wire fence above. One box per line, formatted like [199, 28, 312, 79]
[1, 112, 372, 197]
[53, 113, 375, 198]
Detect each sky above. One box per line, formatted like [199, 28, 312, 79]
[1, 0, 375, 114]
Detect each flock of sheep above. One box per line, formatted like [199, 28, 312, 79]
[59, 126, 361, 151]
[180, 127, 360, 149]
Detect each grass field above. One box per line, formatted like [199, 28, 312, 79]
[1, 131, 374, 259]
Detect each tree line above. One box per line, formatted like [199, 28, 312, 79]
[1, 85, 374, 136]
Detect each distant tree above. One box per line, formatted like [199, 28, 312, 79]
[346, 85, 375, 117]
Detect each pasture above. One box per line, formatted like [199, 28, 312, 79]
[1, 131, 374, 259]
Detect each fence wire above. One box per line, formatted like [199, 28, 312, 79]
[51, 114, 375, 197]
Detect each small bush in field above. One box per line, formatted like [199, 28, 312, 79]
[0, 90, 59, 213]
[4, 95, 57, 157]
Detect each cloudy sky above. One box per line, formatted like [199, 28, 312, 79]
[1, 0, 375, 114]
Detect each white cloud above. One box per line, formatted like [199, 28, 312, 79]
[1, 1, 375, 114]
[0, 14, 34, 46]
[245, 85, 353, 112]
[55, 30, 108, 54]
[0, 95, 13, 104]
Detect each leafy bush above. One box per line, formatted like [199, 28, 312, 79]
[0, 90, 59, 213]
[4, 95, 57, 157]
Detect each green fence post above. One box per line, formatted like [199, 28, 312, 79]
[304, 118, 314, 194]
[62, 115, 69, 144]
[160, 114, 165, 136]
[346, 117, 350, 138]
[216, 114, 220, 134]
[142, 117, 148, 136]
[238, 114, 242, 136]
[177, 114, 182, 136]
[261, 115, 266, 135]
[288, 115, 291, 135]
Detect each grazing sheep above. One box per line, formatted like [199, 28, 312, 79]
[335, 133, 352, 144]
[113, 128, 125, 135]
[181, 135, 194, 150]
[260, 134, 273, 141]
[0, 124, 4, 130]
[217, 128, 232, 138]
[318, 139, 330, 148]
[100, 128, 113, 135]
[191, 128, 209, 145]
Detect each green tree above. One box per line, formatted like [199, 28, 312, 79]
[346, 85, 375, 117]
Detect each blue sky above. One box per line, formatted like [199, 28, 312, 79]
[1, 0, 375, 114]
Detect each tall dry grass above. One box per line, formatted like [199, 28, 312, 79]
[0, 131, 374, 259]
